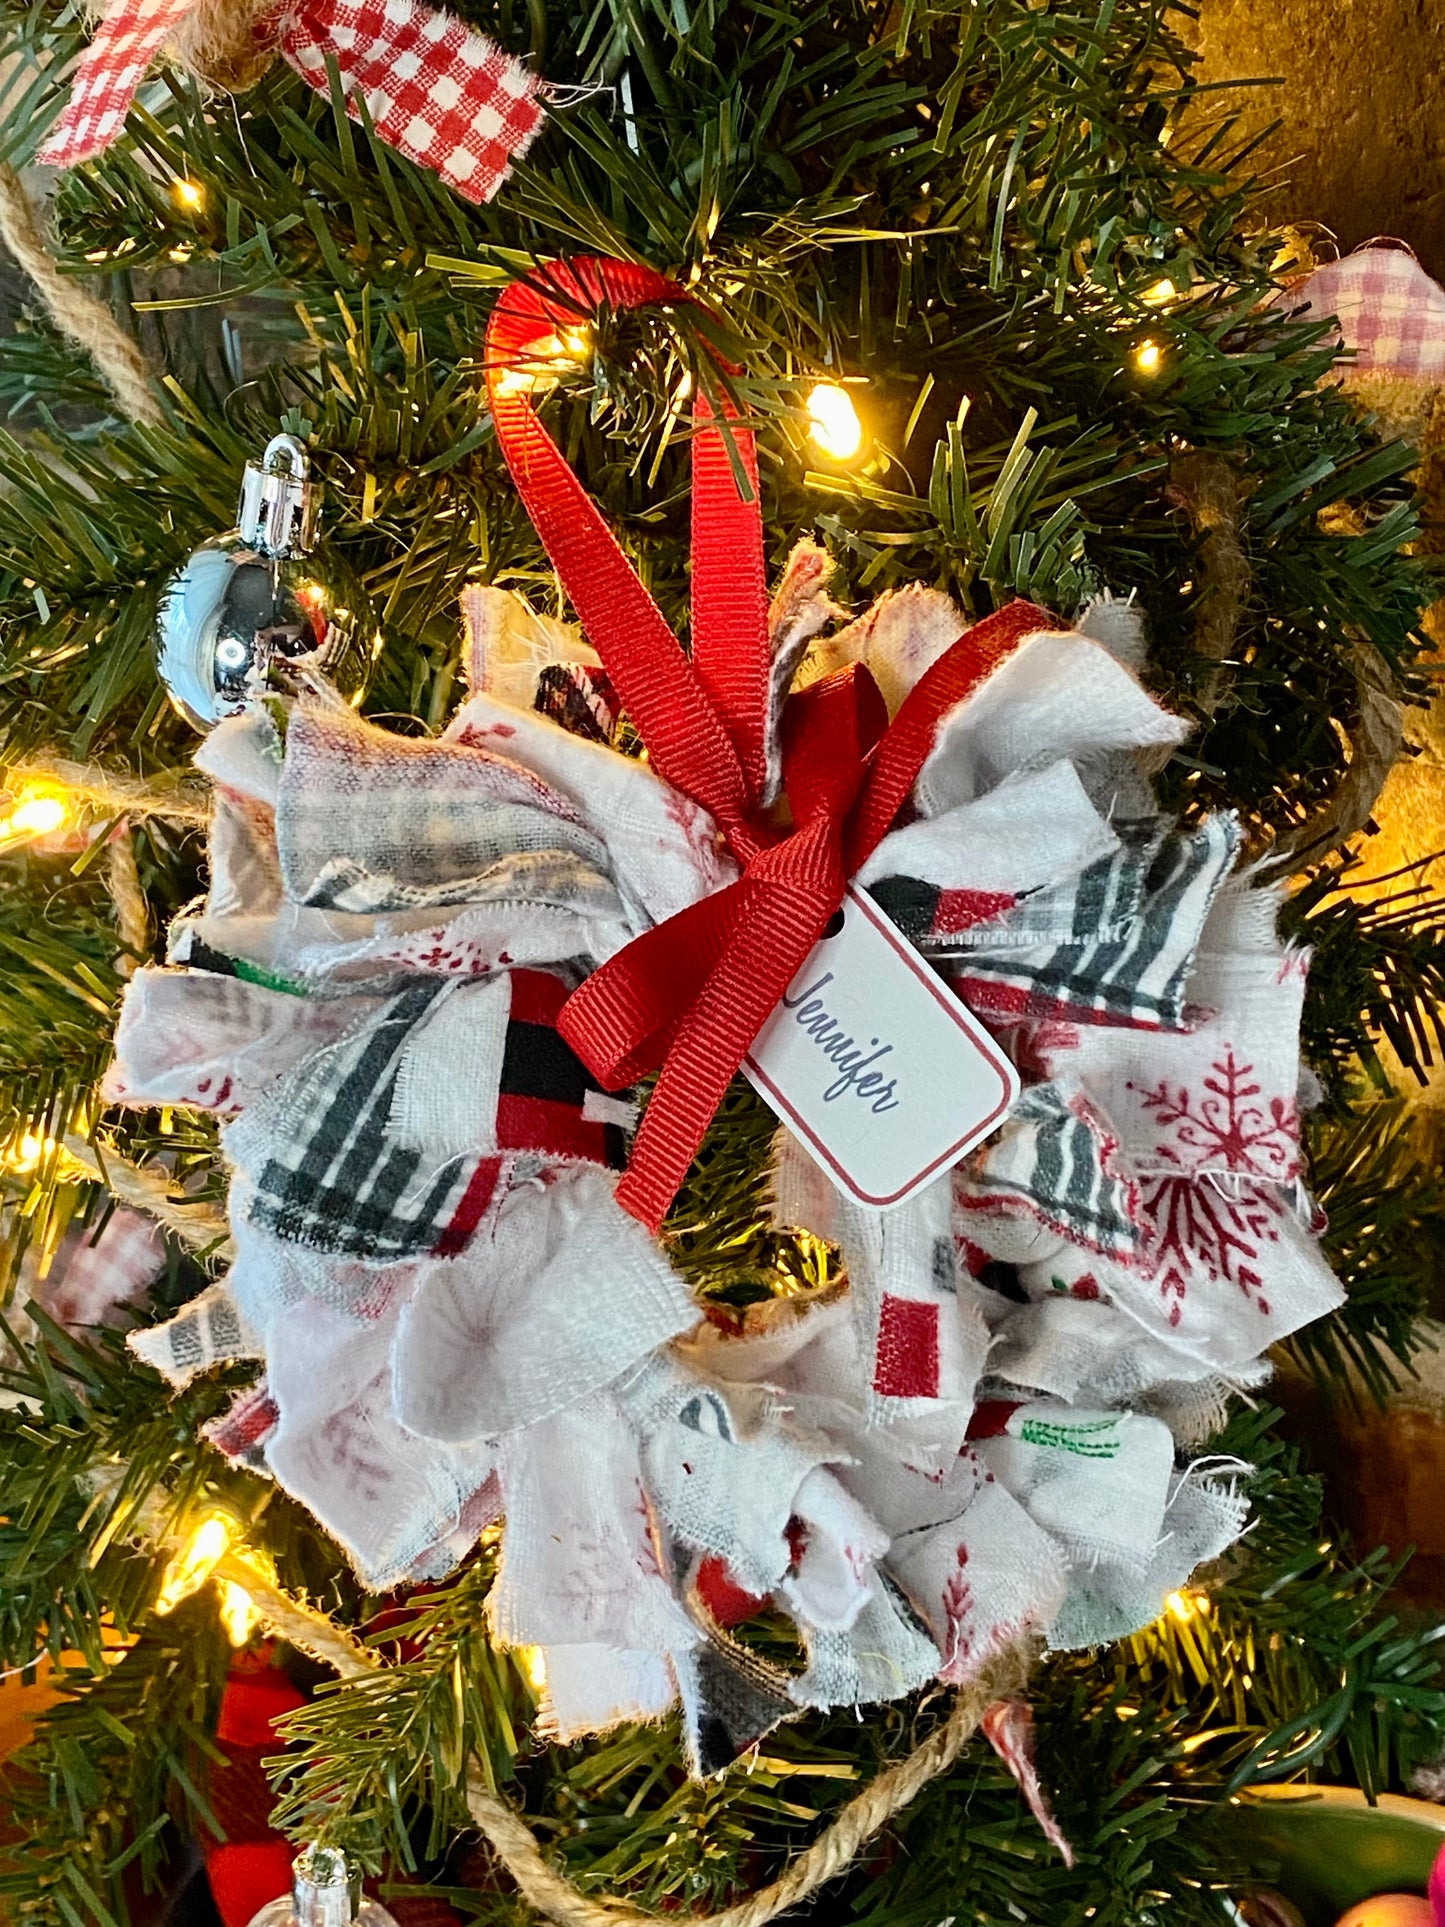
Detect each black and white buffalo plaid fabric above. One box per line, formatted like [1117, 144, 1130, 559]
[225, 969, 629, 1263]
[870, 814, 1238, 1032]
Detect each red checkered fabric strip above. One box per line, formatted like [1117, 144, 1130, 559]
[37, 0, 193, 167]
[281, 0, 544, 204]
[1292, 247, 1445, 379]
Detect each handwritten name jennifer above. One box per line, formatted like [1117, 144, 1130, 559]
[780, 972, 900, 1112]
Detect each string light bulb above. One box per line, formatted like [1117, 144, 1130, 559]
[173, 178, 205, 212]
[1164, 1587, 1210, 1624]
[218, 1576, 268, 1647]
[7, 792, 66, 837]
[517, 1645, 548, 1691]
[7, 1131, 57, 1173]
[156, 1513, 234, 1616]
[0, 782, 72, 843]
[1142, 278, 1176, 307]
[807, 382, 864, 460]
[492, 330, 591, 402]
[1135, 339, 1164, 375]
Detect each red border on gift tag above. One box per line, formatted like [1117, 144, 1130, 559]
[743, 885, 1019, 1209]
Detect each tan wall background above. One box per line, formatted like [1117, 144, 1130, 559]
[1188, 0, 1445, 276]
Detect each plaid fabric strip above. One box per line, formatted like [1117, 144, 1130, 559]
[241, 970, 626, 1260]
[38, 0, 194, 167]
[864, 877, 1016, 946]
[534, 662, 620, 745]
[128, 1280, 260, 1388]
[203, 1384, 280, 1468]
[957, 1083, 1145, 1262]
[949, 814, 1239, 1031]
[1292, 249, 1445, 379]
[279, 707, 609, 914]
[43, 1209, 163, 1332]
[281, 0, 544, 205]
[500, 968, 629, 1167]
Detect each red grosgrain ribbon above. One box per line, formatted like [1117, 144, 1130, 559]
[485, 256, 1061, 1231]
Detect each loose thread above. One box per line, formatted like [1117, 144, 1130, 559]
[61, 1135, 232, 1256]
[0, 165, 162, 427]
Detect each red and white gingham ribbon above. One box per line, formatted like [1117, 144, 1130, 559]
[39, 0, 544, 206]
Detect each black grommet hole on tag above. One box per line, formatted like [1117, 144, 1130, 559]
[821, 909, 845, 939]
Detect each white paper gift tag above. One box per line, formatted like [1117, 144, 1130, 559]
[744, 886, 1018, 1210]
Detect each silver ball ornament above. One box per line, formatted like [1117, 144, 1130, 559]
[155, 538, 338, 730]
[155, 434, 347, 730]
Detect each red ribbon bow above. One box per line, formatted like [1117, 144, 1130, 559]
[486, 257, 1058, 1232]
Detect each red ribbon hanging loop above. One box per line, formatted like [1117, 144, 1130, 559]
[485, 256, 1058, 1230]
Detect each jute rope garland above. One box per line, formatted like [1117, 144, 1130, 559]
[7, 755, 213, 828]
[0, 165, 162, 426]
[206, 1546, 1036, 1927]
[169, 0, 279, 95]
[106, 828, 150, 978]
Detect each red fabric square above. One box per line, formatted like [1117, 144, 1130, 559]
[872, 1296, 940, 1399]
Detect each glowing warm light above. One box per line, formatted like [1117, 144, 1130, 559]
[1164, 1587, 1209, 1624]
[492, 329, 592, 404]
[807, 383, 863, 460]
[8, 1132, 57, 1173]
[1135, 339, 1164, 375]
[1142, 278, 1176, 306]
[173, 179, 205, 211]
[156, 1514, 233, 1616]
[0, 783, 73, 842]
[517, 1645, 547, 1691]
[8, 794, 66, 837]
[492, 366, 537, 400]
[219, 1579, 263, 1647]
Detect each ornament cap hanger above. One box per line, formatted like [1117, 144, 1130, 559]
[238, 433, 316, 559]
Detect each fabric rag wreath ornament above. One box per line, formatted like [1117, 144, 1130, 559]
[112, 256, 1345, 1778]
